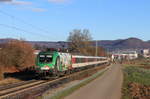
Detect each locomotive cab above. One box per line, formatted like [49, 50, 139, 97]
[36, 51, 57, 75]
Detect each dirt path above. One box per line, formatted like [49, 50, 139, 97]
[65, 64, 123, 99]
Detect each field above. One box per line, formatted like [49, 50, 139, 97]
[122, 58, 150, 99]
[123, 58, 150, 67]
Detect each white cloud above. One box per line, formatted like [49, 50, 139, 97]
[48, 0, 68, 3]
[5, 0, 32, 5]
[0, 0, 47, 12]
[11, 0, 32, 5]
[0, 0, 32, 5]
[31, 8, 47, 12]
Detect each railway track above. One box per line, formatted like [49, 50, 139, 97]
[0, 64, 109, 99]
[0, 80, 45, 96]
[0, 80, 39, 91]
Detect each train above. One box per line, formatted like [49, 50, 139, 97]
[35, 51, 109, 77]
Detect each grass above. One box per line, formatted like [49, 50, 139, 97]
[43, 68, 107, 99]
[122, 66, 150, 99]
[124, 66, 150, 85]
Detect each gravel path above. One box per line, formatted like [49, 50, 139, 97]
[65, 64, 123, 99]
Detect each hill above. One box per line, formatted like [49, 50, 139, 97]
[97, 38, 150, 51]
[0, 37, 150, 51]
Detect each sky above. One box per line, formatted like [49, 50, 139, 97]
[0, 0, 150, 41]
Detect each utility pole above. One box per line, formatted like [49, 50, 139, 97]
[95, 40, 98, 56]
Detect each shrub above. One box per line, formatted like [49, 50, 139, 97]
[0, 40, 35, 71]
[0, 67, 4, 80]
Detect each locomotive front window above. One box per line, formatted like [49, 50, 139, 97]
[39, 54, 53, 63]
[46, 55, 53, 62]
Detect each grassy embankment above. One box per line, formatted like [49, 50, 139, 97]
[122, 58, 150, 99]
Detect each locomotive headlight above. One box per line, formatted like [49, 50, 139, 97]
[41, 66, 50, 70]
[45, 66, 50, 69]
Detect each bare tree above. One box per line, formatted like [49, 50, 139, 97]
[67, 29, 93, 55]
[67, 29, 107, 56]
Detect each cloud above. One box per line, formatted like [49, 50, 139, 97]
[0, 0, 47, 12]
[10, 0, 32, 5]
[0, 0, 12, 2]
[8, 0, 32, 5]
[0, 0, 32, 5]
[48, 0, 68, 3]
[31, 8, 47, 12]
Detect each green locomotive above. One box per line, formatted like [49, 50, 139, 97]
[36, 51, 72, 76]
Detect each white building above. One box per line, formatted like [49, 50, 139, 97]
[34, 50, 41, 55]
[141, 49, 149, 58]
[112, 51, 138, 60]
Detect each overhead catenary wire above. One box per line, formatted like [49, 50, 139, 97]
[0, 9, 50, 34]
[0, 9, 56, 40]
[0, 23, 51, 40]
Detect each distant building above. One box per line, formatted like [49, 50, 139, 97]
[141, 49, 150, 58]
[112, 51, 138, 61]
[142, 49, 149, 54]
[34, 50, 41, 55]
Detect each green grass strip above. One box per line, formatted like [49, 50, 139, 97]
[124, 66, 150, 86]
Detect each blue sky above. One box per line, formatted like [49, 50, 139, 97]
[0, 0, 150, 41]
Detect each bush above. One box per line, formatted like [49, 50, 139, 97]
[0, 67, 4, 80]
[0, 40, 35, 71]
